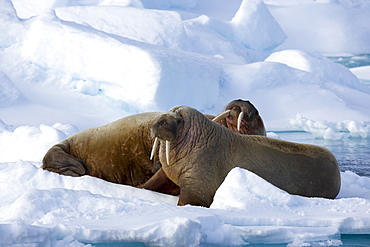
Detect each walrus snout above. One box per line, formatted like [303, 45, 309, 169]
[213, 102, 250, 132]
[229, 106, 242, 119]
[228, 100, 257, 120]
[213, 99, 263, 133]
[150, 113, 183, 166]
[151, 114, 183, 142]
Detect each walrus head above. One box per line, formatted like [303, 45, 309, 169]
[151, 112, 183, 142]
[212, 99, 266, 135]
[150, 106, 210, 166]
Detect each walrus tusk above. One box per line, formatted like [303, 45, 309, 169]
[166, 140, 170, 165]
[237, 112, 244, 132]
[151, 138, 170, 165]
[212, 110, 231, 122]
[150, 137, 159, 160]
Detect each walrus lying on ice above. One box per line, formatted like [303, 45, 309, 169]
[42, 100, 265, 195]
[139, 99, 266, 192]
[150, 106, 341, 207]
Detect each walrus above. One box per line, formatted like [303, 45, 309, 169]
[42, 100, 266, 195]
[140, 99, 266, 192]
[212, 99, 266, 136]
[150, 106, 341, 207]
[41, 112, 180, 191]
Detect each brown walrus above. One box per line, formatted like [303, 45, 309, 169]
[212, 99, 266, 136]
[42, 100, 266, 195]
[41, 112, 177, 191]
[150, 106, 341, 207]
[140, 99, 266, 192]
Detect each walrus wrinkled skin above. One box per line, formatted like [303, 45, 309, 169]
[42, 100, 266, 196]
[150, 106, 341, 207]
[213, 99, 266, 136]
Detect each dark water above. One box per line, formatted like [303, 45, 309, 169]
[92, 243, 145, 246]
[277, 131, 370, 177]
[340, 234, 370, 247]
[90, 234, 370, 246]
[327, 54, 370, 68]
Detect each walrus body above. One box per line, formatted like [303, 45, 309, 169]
[41, 112, 196, 195]
[42, 112, 181, 195]
[150, 106, 341, 207]
[42, 100, 266, 196]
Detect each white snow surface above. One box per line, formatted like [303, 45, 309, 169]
[1, 0, 370, 245]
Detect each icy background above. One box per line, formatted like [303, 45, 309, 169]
[1, 0, 370, 246]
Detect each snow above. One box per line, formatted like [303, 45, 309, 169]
[230, 0, 286, 52]
[290, 114, 370, 140]
[266, 0, 370, 54]
[0, 71, 23, 107]
[55, 6, 189, 50]
[1, 161, 370, 246]
[1, 0, 370, 245]
[351, 65, 370, 84]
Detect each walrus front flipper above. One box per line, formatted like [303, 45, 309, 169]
[138, 168, 180, 196]
[42, 141, 86, 177]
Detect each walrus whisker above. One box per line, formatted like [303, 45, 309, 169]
[166, 140, 170, 165]
[212, 110, 231, 122]
[237, 111, 244, 132]
[150, 137, 159, 160]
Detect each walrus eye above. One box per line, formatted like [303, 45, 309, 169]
[176, 118, 183, 125]
[247, 108, 257, 119]
[158, 119, 167, 127]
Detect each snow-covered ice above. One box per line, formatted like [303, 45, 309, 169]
[1, 0, 370, 245]
[1, 160, 370, 246]
[290, 114, 370, 140]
